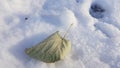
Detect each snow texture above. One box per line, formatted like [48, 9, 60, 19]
[0, 0, 120, 68]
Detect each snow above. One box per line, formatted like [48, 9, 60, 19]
[59, 8, 78, 27]
[0, 0, 120, 68]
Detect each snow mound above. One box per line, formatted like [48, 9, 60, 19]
[59, 8, 78, 28]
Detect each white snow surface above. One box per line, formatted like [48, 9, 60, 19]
[0, 0, 120, 68]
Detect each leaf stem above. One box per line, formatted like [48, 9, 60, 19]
[63, 23, 73, 38]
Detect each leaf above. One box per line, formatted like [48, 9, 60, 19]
[25, 31, 71, 63]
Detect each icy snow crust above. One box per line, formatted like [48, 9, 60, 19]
[0, 0, 120, 68]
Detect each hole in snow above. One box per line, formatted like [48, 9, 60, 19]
[89, 3, 105, 19]
[25, 17, 28, 20]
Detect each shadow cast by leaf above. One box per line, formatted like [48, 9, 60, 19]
[9, 33, 47, 63]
